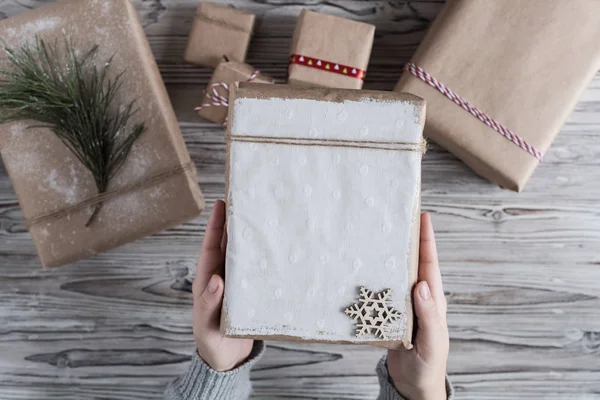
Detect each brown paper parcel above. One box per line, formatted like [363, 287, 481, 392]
[220, 83, 424, 350]
[184, 2, 255, 68]
[394, 0, 600, 192]
[0, 0, 205, 268]
[289, 9, 375, 89]
[197, 59, 274, 124]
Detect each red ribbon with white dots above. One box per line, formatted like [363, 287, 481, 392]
[403, 62, 543, 161]
[289, 54, 365, 81]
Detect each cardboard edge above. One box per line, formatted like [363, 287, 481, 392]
[237, 83, 425, 105]
[289, 8, 307, 56]
[222, 332, 409, 351]
[124, 0, 205, 203]
[426, 109, 529, 192]
[401, 98, 425, 349]
[241, 13, 256, 63]
[219, 81, 239, 333]
[197, 2, 256, 26]
[222, 59, 275, 83]
[287, 66, 365, 90]
[404, 181, 421, 348]
[40, 185, 204, 268]
[183, 18, 218, 68]
[300, 9, 376, 35]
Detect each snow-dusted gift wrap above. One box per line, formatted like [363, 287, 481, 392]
[0, 0, 205, 267]
[221, 83, 425, 349]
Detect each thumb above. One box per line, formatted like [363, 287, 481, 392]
[194, 274, 224, 333]
[413, 281, 447, 362]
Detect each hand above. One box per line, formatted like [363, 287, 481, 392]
[387, 213, 449, 400]
[191, 199, 254, 372]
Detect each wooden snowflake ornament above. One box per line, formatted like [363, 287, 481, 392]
[344, 287, 402, 340]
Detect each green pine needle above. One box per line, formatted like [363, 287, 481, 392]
[0, 37, 145, 226]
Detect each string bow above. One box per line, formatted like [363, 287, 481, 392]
[195, 70, 260, 126]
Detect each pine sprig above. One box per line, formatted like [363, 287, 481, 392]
[0, 37, 145, 226]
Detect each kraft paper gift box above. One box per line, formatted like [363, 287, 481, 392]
[288, 10, 375, 90]
[184, 2, 255, 68]
[0, 0, 205, 267]
[221, 83, 426, 349]
[394, 0, 600, 191]
[196, 58, 275, 125]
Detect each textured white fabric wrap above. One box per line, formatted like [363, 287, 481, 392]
[224, 96, 422, 342]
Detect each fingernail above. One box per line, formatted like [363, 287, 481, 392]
[419, 282, 431, 300]
[207, 275, 219, 294]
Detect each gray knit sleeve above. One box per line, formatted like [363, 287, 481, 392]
[164, 341, 265, 400]
[376, 355, 454, 400]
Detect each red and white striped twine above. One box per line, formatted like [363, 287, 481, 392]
[403, 62, 543, 161]
[194, 70, 261, 126]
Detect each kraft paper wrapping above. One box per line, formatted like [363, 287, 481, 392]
[289, 10, 375, 90]
[394, 0, 600, 191]
[220, 83, 423, 350]
[197, 59, 274, 124]
[0, 0, 205, 267]
[184, 2, 255, 68]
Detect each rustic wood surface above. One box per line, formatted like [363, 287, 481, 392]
[1, 0, 599, 399]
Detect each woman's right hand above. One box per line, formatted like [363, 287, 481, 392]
[386, 213, 450, 400]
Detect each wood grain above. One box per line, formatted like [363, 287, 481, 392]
[1, 0, 600, 399]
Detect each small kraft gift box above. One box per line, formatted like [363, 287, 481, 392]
[0, 0, 205, 267]
[184, 2, 255, 68]
[288, 10, 375, 90]
[395, 0, 600, 191]
[221, 83, 426, 349]
[195, 58, 275, 125]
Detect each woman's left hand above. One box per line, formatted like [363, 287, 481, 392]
[191, 200, 254, 372]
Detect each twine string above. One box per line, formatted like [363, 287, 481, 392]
[227, 134, 427, 153]
[194, 70, 260, 127]
[27, 161, 195, 227]
[195, 12, 251, 34]
[403, 62, 543, 161]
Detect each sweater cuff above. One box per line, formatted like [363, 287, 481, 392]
[165, 341, 265, 400]
[376, 355, 454, 400]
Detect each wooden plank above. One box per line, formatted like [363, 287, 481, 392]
[1, 0, 600, 398]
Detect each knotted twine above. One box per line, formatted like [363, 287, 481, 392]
[195, 70, 260, 127]
[227, 134, 427, 153]
[194, 11, 252, 34]
[26, 161, 195, 227]
[403, 62, 543, 161]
